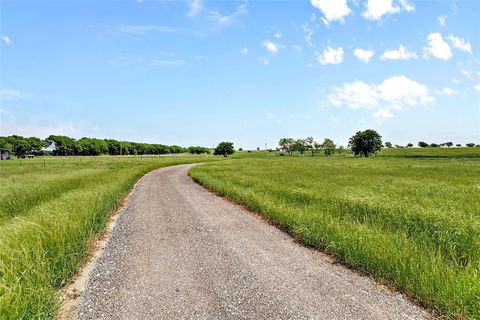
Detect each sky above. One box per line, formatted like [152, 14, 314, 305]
[0, 0, 479, 149]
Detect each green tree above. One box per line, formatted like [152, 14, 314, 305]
[418, 141, 429, 148]
[384, 141, 393, 148]
[348, 129, 383, 157]
[321, 138, 336, 156]
[406, 143, 413, 148]
[305, 136, 316, 156]
[278, 138, 295, 156]
[214, 141, 235, 157]
[292, 139, 307, 156]
[466, 143, 476, 147]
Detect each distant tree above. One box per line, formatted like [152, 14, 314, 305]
[406, 143, 413, 148]
[418, 141, 429, 148]
[278, 138, 295, 156]
[444, 142, 453, 147]
[214, 141, 235, 157]
[348, 129, 383, 157]
[257, 147, 260, 151]
[395, 145, 404, 148]
[430, 143, 440, 148]
[188, 146, 211, 154]
[321, 138, 336, 156]
[476, 145, 480, 147]
[46, 135, 76, 156]
[337, 145, 347, 156]
[384, 141, 393, 148]
[292, 139, 307, 156]
[238, 148, 243, 151]
[305, 136, 315, 156]
[466, 143, 476, 147]
[456, 144, 462, 147]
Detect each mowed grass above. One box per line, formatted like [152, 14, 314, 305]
[190, 156, 480, 319]
[0, 156, 215, 319]
[378, 147, 480, 158]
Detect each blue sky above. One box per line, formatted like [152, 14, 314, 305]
[0, 0, 479, 149]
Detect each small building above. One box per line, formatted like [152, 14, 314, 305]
[1, 149, 12, 160]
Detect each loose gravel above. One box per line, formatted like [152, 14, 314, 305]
[76, 164, 429, 320]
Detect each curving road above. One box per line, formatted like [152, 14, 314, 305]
[76, 164, 428, 320]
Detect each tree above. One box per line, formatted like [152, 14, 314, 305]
[418, 141, 429, 148]
[278, 138, 295, 156]
[348, 129, 382, 157]
[292, 139, 307, 155]
[406, 143, 413, 148]
[466, 143, 476, 147]
[430, 143, 439, 148]
[456, 144, 462, 147]
[384, 141, 393, 148]
[321, 138, 336, 156]
[305, 136, 315, 156]
[214, 141, 235, 157]
[445, 142, 453, 148]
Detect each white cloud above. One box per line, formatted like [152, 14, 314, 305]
[447, 35, 472, 54]
[274, 32, 282, 39]
[301, 23, 315, 47]
[117, 25, 178, 35]
[262, 40, 279, 55]
[1, 35, 11, 44]
[310, 0, 352, 24]
[0, 89, 24, 101]
[362, 0, 414, 20]
[317, 46, 344, 65]
[188, 0, 203, 18]
[460, 69, 473, 79]
[438, 15, 447, 27]
[380, 44, 418, 60]
[209, 3, 247, 25]
[437, 87, 459, 95]
[354, 48, 374, 63]
[423, 32, 452, 60]
[240, 47, 248, 55]
[474, 84, 480, 92]
[328, 75, 434, 120]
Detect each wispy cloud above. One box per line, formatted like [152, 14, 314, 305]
[188, 0, 204, 18]
[0, 89, 25, 101]
[116, 24, 179, 36]
[362, 0, 415, 21]
[1, 35, 11, 45]
[209, 3, 247, 25]
[447, 34, 472, 54]
[262, 40, 280, 55]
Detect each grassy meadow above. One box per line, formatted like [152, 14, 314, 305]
[0, 155, 216, 319]
[190, 155, 480, 319]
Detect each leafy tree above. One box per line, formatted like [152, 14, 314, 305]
[384, 141, 393, 148]
[321, 138, 336, 156]
[406, 143, 413, 148]
[348, 129, 382, 157]
[46, 135, 76, 156]
[430, 143, 440, 148]
[292, 139, 307, 155]
[214, 141, 235, 157]
[418, 141, 429, 148]
[305, 136, 315, 156]
[445, 142, 453, 147]
[456, 144, 462, 147]
[278, 138, 295, 156]
[188, 146, 211, 154]
[466, 143, 476, 147]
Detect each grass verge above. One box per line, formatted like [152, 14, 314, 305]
[189, 157, 480, 319]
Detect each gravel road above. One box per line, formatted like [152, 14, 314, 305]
[76, 164, 429, 320]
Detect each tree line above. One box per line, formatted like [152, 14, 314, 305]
[385, 141, 479, 148]
[0, 135, 211, 157]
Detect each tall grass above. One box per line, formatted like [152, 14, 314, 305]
[0, 157, 216, 319]
[190, 157, 480, 319]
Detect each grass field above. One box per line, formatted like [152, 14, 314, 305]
[190, 156, 480, 319]
[0, 156, 216, 319]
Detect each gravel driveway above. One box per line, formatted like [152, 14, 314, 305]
[76, 164, 429, 320]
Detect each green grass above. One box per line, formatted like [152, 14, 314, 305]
[189, 156, 480, 319]
[378, 147, 480, 158]
[0, 156, 216, 319]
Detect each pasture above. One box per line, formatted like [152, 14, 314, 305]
[190, 156, 480, 319]
[0, 155, 216, 319]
